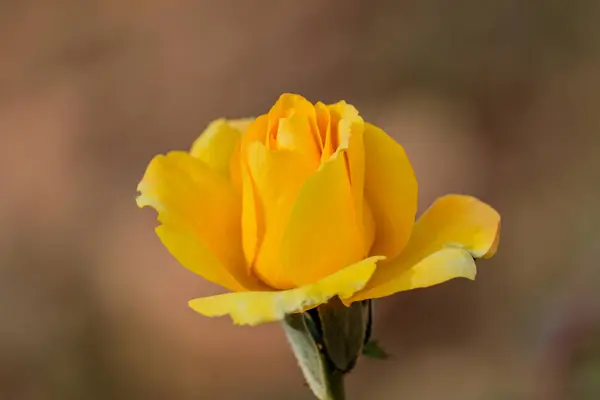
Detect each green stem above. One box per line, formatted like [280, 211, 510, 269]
[325, 370, 345, 400]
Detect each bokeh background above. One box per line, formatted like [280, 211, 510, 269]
[2, 1, 600, 399]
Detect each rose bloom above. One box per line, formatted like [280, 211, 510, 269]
[137, 94, 500, 326]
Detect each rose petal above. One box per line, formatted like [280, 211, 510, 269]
[348, 194, 500, 301]
[363, 122, 418, 260]
[190, 118, 251, 180]
[188, 256, 383, 326]
[243, 141, 314, 289]
[137, 151, 265, 291]
[346, 248, 477, 303]
[281, 151, 366, 286]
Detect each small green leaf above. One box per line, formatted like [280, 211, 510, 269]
[362, 340, 389, 360]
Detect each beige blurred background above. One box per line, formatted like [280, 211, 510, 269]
[1, 1, 600, 399]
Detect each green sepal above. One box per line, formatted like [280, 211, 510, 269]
[316, 298, 370, 373]
[281, 299, 371, 400]
[362, 339, 389, 360]
[282, 312, 344, 400]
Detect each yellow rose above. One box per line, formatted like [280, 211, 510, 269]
[137, 93, 500, 326]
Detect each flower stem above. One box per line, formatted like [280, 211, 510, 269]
[325, 369, 345, 400]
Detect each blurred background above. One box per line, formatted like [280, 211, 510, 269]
[1, 1, 600, 399]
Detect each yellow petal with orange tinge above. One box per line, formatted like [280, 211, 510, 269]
[136, 151, 265, 292]
[328, 102, 369, 253]
[315, 102, 334, 160]
[348, 194, 500, 302]
[240, 158, 261, 271]
[363, 123, 418, 260]
[245, 141, 315, 289]
[267, 94, 321, 152]
[281, 151, 365, 287]
[346, 248, 476, 303]
[188, 256, 384, 326]
[240, 116, 269, 268]
[190, 118, 251, 179]
[362, 200, 376, 256]
[276, 116, 321, 169]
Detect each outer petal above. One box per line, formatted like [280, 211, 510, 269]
[348, 194, 500, 302]
[281, 151, 366, 286]
[137, 151, 266, 292]
[363, 123, 418, 260]
[190, 118, 252, 180]
[155, 224, 250, 292]
[188, 256, 384, 326]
